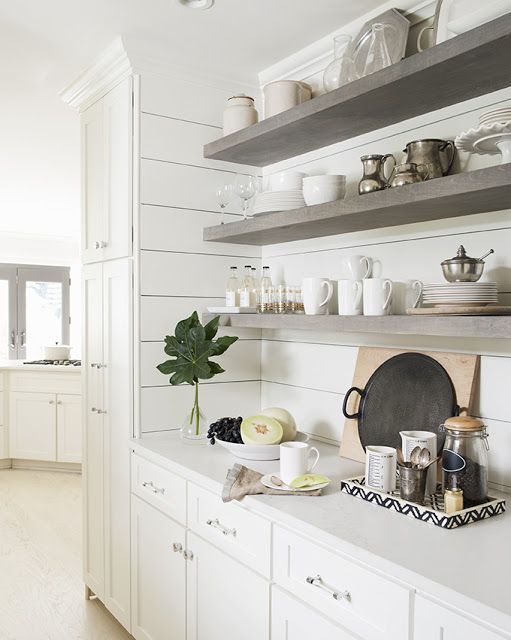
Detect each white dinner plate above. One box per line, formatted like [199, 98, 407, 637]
[260, 474, 330, 492]
[215, 431, 310, 461]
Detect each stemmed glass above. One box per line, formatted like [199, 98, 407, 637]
[235, 173, 257, 220]
[216, 184, 234, 225]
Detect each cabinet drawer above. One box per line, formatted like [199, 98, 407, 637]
[131, 452, 187, 525]
[187, 483, 271, 578]
[273, 526, 411, 640]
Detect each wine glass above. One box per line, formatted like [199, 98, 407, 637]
[216, 184, 234, 225]
[235, 174, 257, 220]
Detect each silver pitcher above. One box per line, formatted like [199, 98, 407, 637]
[402, 139, 455, 180]
[359, 154, 395, 194]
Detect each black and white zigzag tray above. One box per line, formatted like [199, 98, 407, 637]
[340, 476, 506, 529]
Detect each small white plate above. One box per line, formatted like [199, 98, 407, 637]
[260, 474, 330, 492]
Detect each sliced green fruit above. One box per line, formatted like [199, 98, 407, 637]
[289, 474, 330, 489]
[240, 415, 283, 445]
[260, 407, 297, 442]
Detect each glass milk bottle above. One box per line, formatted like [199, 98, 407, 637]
[239, 265, 253, 307]
[258, 266, 273, 313]
[226, 266, 240, 307]
[251, 268, 258, 307]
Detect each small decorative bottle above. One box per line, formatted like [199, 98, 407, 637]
[258, 266, 273, 313]
[226, 266, 240, 307]
[251, 268, 259, 307]
[239, 265, 253, 308]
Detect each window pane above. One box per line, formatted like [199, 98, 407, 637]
[0, 280, 9, 360]
[25, 281, 63, 359]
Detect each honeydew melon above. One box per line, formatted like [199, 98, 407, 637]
[260, 407, 297, 442]
[240, 415, 283, 445]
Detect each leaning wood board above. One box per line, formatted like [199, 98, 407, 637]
[408, 306, 511, 316]
[340, 347, 479, 463]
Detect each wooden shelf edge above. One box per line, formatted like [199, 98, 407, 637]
[202, 313, 511, 340]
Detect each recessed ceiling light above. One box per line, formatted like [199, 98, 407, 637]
[178, 0, 214, 9]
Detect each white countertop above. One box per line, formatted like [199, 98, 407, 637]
[0, 360, 81, 372]
[132, 431, 511, 631]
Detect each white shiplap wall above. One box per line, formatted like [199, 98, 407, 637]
[137, 73, 262, 433]
[258, 55, 511, 489]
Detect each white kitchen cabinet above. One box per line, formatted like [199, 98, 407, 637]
[81, 77, 132, 264]
[186, 531, 270, 640]
[414, 596, 507, 640]
[271, 586, 356, 640]
[9, 391, 56, 461]
[56, 394, 82, 463]
[82, 258, 132, 629]
[131, 496, 186, 640]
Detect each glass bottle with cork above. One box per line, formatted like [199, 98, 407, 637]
[258, 266, 273, 313]
[226, 266, 240, 307]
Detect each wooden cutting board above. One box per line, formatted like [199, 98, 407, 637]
[340, 347, 479, 462]
[408, 305, 511, 315]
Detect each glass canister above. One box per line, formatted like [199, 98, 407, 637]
[441, 416, 489, 507]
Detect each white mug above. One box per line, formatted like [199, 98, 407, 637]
[363, 278, 393, 316]
[365, 445, 397, 492]
[280, 441, 320, 486]
[302, 277, 333, 315]
[343, 255, 372, 280]
[400, 430, 437, 495]
[338, 279, 363, 316]
[392, 280, 423, 314]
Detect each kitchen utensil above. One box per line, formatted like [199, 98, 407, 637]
[424, 456, 441, 470]
[222, 95, 258, 136]
[323, 34, 357, 92]
[302, 277, 333, 315]
[403, 139, 455, 179]
[351, 9, 410, 78]
[365, 445, 397, 492]
[280, 441, 320, 486]
[338, 279, 363, 316]
[455, 122, 511, 164]
[271, 475, 283, 486]
[396, 447, 406, 466]
[441, 245, 494, 282]
[342, 352, 458, 453]
[215, 431, 309, 461]
[408, 305, 511, 316]
[268, 171, 307, 192]
[399, 464, 428, 505]
[261, 474, 330, 492]
[410, 446, 431, 468]
[359, 154, 395, 194]
[303, 175, 346, 205]
[400, 431, 438, 494]
[343, 255, 372, 280]
[44, 344, 71, 360]
[263, 80, 312, 118]
[363, 278, 393, 316]
[389, 162, 426, 188]
[235, 174, 257, 220]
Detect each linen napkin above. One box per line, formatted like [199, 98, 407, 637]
[222, 463, 323, 503]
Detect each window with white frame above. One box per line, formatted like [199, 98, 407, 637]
[0, 264, 70, 360]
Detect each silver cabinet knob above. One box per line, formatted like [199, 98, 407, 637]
[183, 550, 194, 561]
[57, 401, 63, 405]
[94, 240, 108, 249]
[91, 407, 97, 413]
[96, 409, 107, 415]
[172, 543, 183, 553]
[94, 241, 101, 250]
[49, 400, 55, 405]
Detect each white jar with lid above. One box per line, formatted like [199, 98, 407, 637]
[222, 95, 258, 136]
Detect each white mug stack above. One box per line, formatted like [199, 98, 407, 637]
[338, 255, 394, 317]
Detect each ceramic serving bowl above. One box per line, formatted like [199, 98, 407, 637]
[216, 431, 309, 461]
[269, 171, 307, 192]
[303, 175, 346, 205]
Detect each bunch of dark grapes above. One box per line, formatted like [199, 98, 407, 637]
[207, 417, 243, 445]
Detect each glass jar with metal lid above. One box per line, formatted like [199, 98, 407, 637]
[441, 416, 489, 507]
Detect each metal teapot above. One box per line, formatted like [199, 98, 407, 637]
[403, 139, 455, 180]
[441, 245, 495, 282]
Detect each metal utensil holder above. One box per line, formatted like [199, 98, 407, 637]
[398, 464, 427, 505]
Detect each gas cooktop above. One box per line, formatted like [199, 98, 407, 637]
[23, 359, 81, 366]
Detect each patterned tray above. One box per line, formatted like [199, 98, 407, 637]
[340, 476, 506, 529]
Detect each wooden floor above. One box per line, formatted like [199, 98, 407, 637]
[0, 469, 133, 640]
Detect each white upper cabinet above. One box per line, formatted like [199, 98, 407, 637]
[81, 77, 133, 264]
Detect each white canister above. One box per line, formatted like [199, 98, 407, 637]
[222, 95, 258, 136]
[263, 80, 312, 118]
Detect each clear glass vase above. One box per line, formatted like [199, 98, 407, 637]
[323, 34, 357, 93]
[181, 383, 208, 443]
[361, 23, 394, 77]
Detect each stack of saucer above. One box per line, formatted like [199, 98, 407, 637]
[479, 105, 511, 126]
[422, 282, 498, 307]
[253, 190, 306, 216]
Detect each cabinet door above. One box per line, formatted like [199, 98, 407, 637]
[131, 496, 186, 640]
[187, 532, 270, 640]
[9, 391, 56, 460]
[56, 394, 82, 463]
[82, 263, 105, 598]
[271, 587, 356, 640]
[414, 596, 507, 640]
[102, 258, 133, 628]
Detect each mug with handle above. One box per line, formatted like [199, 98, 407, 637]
[343, 255, 372, 280]
[363, 278, 393, 316]
[302, 277, 333, 315]
[338, 279, 363, 315]
[280, 441, 320, 486]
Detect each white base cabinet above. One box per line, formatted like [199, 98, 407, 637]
[131, 496, 186, 640]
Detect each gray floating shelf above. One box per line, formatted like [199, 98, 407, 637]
[203, 164, 511, 246]
[204, 14, 511, 166]
[203, 313, 511, 340]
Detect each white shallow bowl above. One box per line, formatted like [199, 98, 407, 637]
[269, 171, 307, 191]
[303, 174, 346, 183]
[303, 181, 346, 206]
[216, 431, 310, 461]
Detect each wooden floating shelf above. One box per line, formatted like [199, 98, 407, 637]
[203, 164, 511, 246]
[203, 313, 511, 340]
[204, 15, 511, 166]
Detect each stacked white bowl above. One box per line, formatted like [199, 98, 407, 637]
[303, 174, 346, 206]
[479, 104, 511, 126]
[253, 171, 306, 215]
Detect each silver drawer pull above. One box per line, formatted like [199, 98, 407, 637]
[172, 543, 183, 553]
[306, 575, 351, 602]
[142, 480, 165, 495]
[206, 518, 236, 537]
[183, 549, 194, 561]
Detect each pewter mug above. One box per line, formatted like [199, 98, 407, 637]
[359, 153, 395, 194]
[402, 139, 455, 180]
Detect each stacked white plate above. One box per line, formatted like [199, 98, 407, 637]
[422, 282, 498, 307]
[479, 106, 511, 126]
[253, 190, 306, 216]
